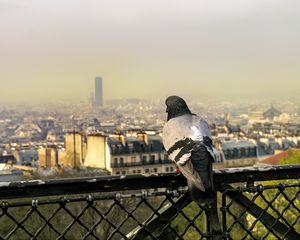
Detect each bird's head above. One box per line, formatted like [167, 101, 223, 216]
[165, 96, 193, 121]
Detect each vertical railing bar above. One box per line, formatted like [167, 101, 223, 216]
[221, 192, 227, 240]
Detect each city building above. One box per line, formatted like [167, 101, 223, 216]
[263, 106, 281, 121]
[38, 147, 58, 168]
[14, 120, 42, 140]
[0, 154, 16, 165]
[219, 140, 258, 168]
[64, 131, 176, 175]
[1, 98, 300, 177]
[94, 77, 103, 107]
[248, 112, 265, 124]
[84, 133, 111, 170]
[17, 149, 39, 166]
[62, 132, 85, 168]
[108, 133, 175, 175]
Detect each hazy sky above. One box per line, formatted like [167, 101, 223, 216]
[1, 0, 300, 103]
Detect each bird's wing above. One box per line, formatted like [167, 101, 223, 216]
[165, 137, 195, 165]
[191, 117, 216, 161]
[162, 116, 195, 165]
[163, 115, 216, 164]
[178, 160, 205, 192]
[179, 143, 213, 193]
[162, 115, 214, 192]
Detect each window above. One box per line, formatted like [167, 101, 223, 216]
[225, 150, 230, 159]
[137, 170, 141, 173]
[133, 170, 136, 174]
[120, 157, 124, 166]
[240, 148, 246, 157]
[164, 154, 169, 161]
[165, 167, 169, 172]
[131, 156, 136, 162]
[122, 171, 126, 175]
[153, 168, 158, 173]
[170, 167, 174, 172]
[233, 148, 239, 159]
[250, 147, 256, 156]
[128, 143, 134, 153]
[142, 155, 147, 163]
[150, 155, 155, 162]
[149, 143, 153, 151]
[116, 171, 120, 175]
[145, 168, 149, 173]
[114, 158, 118, 164]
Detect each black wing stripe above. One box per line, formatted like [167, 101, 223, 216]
[167, 137, 213, 163]
[167, 138, 196, 163]
[167, 138, 194, 155]
[167, 136, 213, 155]
[174, 144, 194, 162]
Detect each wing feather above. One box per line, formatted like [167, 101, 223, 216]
[178, 160, 205, 192]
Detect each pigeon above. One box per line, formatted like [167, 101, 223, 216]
[162, 96, 222, 237]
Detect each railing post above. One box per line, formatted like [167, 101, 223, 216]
[221, 192, 228, 240]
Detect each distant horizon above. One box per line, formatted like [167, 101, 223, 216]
[0, 93, 299, 107]
[1, 0, 300, 103]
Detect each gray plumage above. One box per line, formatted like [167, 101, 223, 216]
[163, 114, 215, 194]
[162, 96, 222, 238]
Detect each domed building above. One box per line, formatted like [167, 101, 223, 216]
[14, 120, 42, 139]
[263, 106, 281, 121]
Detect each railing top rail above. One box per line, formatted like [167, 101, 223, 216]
[0, 164, 300, 199]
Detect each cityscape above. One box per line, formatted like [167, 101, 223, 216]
[1, 1, 300, 239]
[1, 76, 300, 182]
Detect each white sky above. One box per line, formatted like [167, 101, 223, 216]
[0, 0, 300, 103]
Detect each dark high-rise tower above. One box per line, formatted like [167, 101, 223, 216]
[94, 77, 103, 107]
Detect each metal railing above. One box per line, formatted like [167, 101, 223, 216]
[111, 159, 173, 168]
[0, 164, 300, 240]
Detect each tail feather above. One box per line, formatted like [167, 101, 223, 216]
[188, 147, 222, 238]
[188, 181, 222, 238]
[187, 180, 213, 205]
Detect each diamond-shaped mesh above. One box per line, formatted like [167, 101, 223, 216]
[1, 180, 300, 239]
[222, 181, 300, 240]
[0, 189, 209, 240]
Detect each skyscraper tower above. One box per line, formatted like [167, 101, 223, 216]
[94, 77, 103, 107]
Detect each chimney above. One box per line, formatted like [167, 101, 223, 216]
[137, 131, 148, 145]
[118, 133, 126, 146]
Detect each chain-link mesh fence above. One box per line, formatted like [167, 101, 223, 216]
[1, 166, 300, 240]
[222, 181, 300, 240]
[0, 188, 211, 240]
